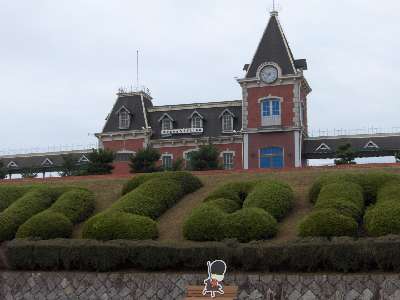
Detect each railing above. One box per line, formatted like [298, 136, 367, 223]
[308, 127, 400, 138]
[0, 143, 98, 157]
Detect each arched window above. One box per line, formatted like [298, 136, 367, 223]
[261, 98, 281, 126]
[162, 118, 172, 131]
[191, 115, 203, 129]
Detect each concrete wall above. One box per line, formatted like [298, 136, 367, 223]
[1, 271, 400, 300]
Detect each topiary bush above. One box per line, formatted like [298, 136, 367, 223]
[221, 208, 278, 242]
[16, 211, 73, 239]
[84, 172, 202, 240]
[298, 209, 358, 238]
[376, 182, 400, 204]
[364, 201, 400, 236]
[316, 182, 364, 211]
[243, 181, 294, 220]
[183, 205, 226, 241]
[203, 198, 241, 214]
[0, 185, 35, 212]
[82, 212, 158, 240]
[314, 198, 363, 220]
[204, 181, 256, 204]
[0, 186, 73, 241]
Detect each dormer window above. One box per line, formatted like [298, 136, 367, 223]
[41, 158, 53, 167]
[219, 109, 235, 133]
[189, 111, 204, 130]
[7, 161, 18, 168]
[116, 106, 131, 130]
[162, 118, 172, 131]
[158, 113, 174, 135]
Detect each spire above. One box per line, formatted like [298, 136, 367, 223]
[246, 11, 296, 78]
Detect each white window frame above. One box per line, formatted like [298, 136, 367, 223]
[315, 143, 331, 152]
[161, 154, 173, 169]
[7, 161, 18, 168]
[364, 140, 379, 149]
[161, 118, 173, 131]
[78, 154, 90, 163]
[191, 116, 203, 129]
[259, 97, 282, 126]
[41, 158, 54, 166]
[118, 110, 130, 129]
[222, 114, 233, 132]
[222, 152, 234, 170]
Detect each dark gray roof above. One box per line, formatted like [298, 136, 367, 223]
[102, 93, 152, 133]
[303, 135, 400, 159]
[246, 14, 296, 78]
[148, 102, 242, 139]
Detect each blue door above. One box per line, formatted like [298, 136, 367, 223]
[260, 147, 283, 169]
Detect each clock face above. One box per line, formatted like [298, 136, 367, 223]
[260, 66, 278, 83]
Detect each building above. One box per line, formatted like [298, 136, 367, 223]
[96, 10, 311, 172]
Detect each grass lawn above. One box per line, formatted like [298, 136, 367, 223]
[2, 165, 400, 242]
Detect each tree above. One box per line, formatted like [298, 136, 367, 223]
[59, 154, 81, 177]
[334, 143, 356, 165]
[84, 149, 115, 175]
[129, 147, 161, 173]
[188, 144, 221, 171]
[396, 152, 400, 163]
[0, 160, 6, 179]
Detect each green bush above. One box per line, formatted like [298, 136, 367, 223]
[243, 181, 294, 220]
[314, 198, 363, 220]
[188, 144, 220, 171]
[364, 201, 400, 236]
[129, 147, 161, 173]
[316, 182, 364, 210]
[376, 182, 400, 203]
[49, 189, 95, 223]
[121, 171, 202, 196]
[16, 211, 73, 239]
[0, 185, 34, 212]
[82, 212, 158, 241]
[84, 149, 115, 175]
[221, 208, 278, 242]
[204, 198, 241, 213]
[204, 181, 256, 204]
[183, 205, 226, 241]
[298, 209, 358, 237]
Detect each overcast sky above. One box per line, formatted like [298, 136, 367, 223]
[1, 0, 399, 153]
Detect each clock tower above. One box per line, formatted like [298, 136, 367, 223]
[238, 10, 311, 169]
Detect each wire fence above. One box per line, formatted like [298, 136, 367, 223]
[308, 127, 400, 138]
[0, 143, 98, 157]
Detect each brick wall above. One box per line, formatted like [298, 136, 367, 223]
[248, 131, 295, 169]
[246, 84, 294, 128]
[103, 139, 145, 152]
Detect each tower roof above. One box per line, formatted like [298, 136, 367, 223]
[246, 12, 296, 78]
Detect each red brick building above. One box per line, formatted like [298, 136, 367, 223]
[96, 10, 311, 172]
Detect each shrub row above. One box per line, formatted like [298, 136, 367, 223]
[0, 186, 75, 241]
[16, 189, 95, 239]
[364, 182, 400, 236]
[299, 182, 363, 237]
[308, 172, 400, 204]
[0, 185, 35, 212]
[184, 180, 293, 242]
[8, 236, 400, 273]
[82, 172, 202, 240]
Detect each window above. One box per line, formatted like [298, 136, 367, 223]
[162, 155, 173, 170]
[223, 153, 234, 170]
[119, 110, 130, 129]
[222, 114, 233, 132]
[162, 118, 172, 131]
[191, 116, 203, 129]
[262, 99, 280, 117]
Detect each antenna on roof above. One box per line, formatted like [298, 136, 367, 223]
[271, 0, 279, 15]
[136, 50, 139, 89]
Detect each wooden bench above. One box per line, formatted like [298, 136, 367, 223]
[185, 285, 238, 299]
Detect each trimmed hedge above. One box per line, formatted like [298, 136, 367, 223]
[316, 182, 364, 210]
[221, 208, 278, 242]
[204, 198, 241, 214]
[16, 211, 73, 239]
[204, 181, 256, 205]
[8, 236, 400, 272]
[243, 181, 294, 220]
[308, 172, 400, 204]
[81, 212, 158, 240]
[121, 171, 202, 196]
[84, 172, 202, 240]
[0, 187, 69, 241]
[364, 182, 400, 236]
[15, 188, 95, 240]
[0, 185, 34, 212]
[182, 205, 226, 241]
[298, 209, 358, 237]
[314, 198, 362, 220]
